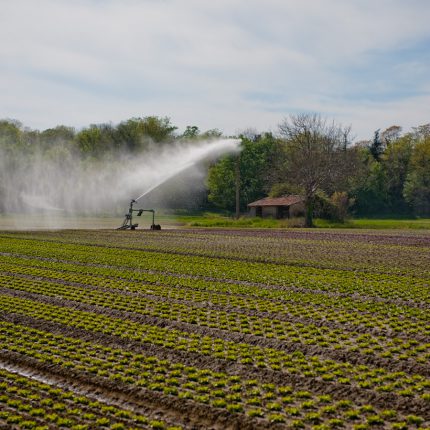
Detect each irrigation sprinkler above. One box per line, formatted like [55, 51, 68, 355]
[117, 199, 161, 230]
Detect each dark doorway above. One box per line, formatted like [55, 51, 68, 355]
[277, 206, 290, 219]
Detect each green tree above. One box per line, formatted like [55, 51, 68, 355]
[40, 125, 75, 146]
[0, 119, 22, 149]
[349, 147, 388, 216]
[181, 126, 200, 140]
[207, 133, 282, 212]
[369, 129, 385, 161]
[140, 116, 177, 143]
[352, 128, 415, 216]
[380, 133, 413, 214]
[404, 136, 430, 215]
[206, 155, 236, 211]
[115, 116, 177, 151]
[75, 125, 103, 155]
[201, 129, 223, 139]
[180, 126, 223, 141]
[0, 120, 23, 211]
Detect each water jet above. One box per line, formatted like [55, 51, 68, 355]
[116, 138, 241, 230]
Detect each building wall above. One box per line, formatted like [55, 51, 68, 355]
[249, 202, 305, 218]
[290, 202, 305, 217]
[262, 206, 277, 218]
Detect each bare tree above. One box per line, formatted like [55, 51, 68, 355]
[278, 113, 353, 227]
[381, 125, 402, 145]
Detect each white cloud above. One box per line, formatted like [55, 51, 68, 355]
[0, 0, 429, 139]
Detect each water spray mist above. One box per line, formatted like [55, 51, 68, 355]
[1, 138, 240, 229]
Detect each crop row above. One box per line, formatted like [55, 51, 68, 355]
[0, 294, 429, 399]
[1, 231, 429, 429]
[0, 321, 426, 429]
[1, 236, 428, 304]
[0, 368, 181, 430]
[0, 257, 428, 340]
[5, 229, 429, 278]
[2, 274, 429, 365]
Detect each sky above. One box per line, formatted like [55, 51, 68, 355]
[1, 0, 429, 141]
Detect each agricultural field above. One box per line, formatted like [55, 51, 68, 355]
[0, 228, 429, 429]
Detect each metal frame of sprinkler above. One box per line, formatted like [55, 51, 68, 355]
[117, 199, 161, 230]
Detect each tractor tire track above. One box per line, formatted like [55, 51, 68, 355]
[0, 351, 273, 430]
[0, 360, 191, 430]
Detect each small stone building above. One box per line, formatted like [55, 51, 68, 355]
[248, 195, 305, 219]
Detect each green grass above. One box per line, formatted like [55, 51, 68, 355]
[177, 213, 430, 230]
[1, 212, 429, 231]
[176, 213, 301, 228]
[315, 218, 430, 230]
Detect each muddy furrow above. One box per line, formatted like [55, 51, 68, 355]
[2, 270, 427, 343]
[0, 351, 274, 430]
[0, 360, 192, 430]
[1, 287, 429, 378]
[1, 311, 428, 419]
[1, 251, 429, 310]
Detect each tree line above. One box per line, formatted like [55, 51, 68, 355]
[0, 115, 429, 223]
[208, 122, 352, 227]
[208, 114, 430, 225]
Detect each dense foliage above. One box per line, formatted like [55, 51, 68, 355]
[0, 116, 429, 217]
[207, 133, 284, 212]
[208, 119, 430, 220]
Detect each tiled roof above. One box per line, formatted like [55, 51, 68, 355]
[247, 195, 304, 207]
